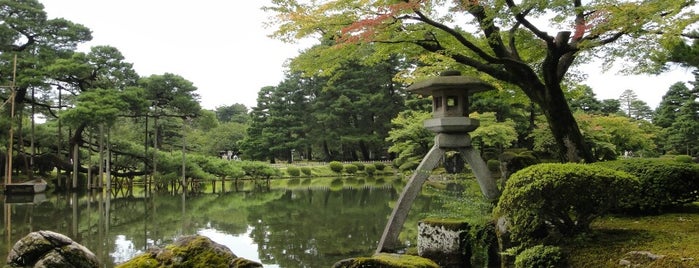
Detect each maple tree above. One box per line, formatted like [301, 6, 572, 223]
[266, 0, 698, 163]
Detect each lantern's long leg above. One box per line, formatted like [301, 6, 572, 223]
[459, 148, 500, 200]
[376, 145, 445, 253]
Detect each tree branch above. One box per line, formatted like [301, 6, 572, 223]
[411, 9, 501, 63]
[411, 40, 518, 83]
[504, 0, 554, 43]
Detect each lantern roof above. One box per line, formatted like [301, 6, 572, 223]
[407, 71, 495, 96]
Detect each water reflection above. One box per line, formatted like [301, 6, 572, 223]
[1, 177, 433, 267]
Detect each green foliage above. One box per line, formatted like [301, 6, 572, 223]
[364, 164, 376, 175]
[286, 166, 301, 177]
[189, 154, 245, 180]
[215, 103, 249, 124]
[354, 162, 365, 171]
[531, 113, 660, 160]
[374, 162, 386, 171]
[397, 158, 420, 172]
[300, 167, 312, 176]
[470, 112, 519, 151]
[500, 151, 540, 175]
[241, 58, 405, 162]
[200, 122, 247, 156]
[266, 0, 697, 163]
[593, 158, 699, 212]
[344, 164, 358, 174]
[239, 161, 281, 179]
[62, 87, 147, 128]
[675, 155, 694, 163]
[140, 73, 201, 118]
[494, 163, 638, 246]
[386, 110, 433, 171]
[486, 159, 500, 172]
[514, 245, 567, 268]
[329, 161, 344, 174]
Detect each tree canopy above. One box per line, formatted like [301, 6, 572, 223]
[265, 0, 698, 163]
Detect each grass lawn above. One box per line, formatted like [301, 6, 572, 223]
[566, 203, 699, 267]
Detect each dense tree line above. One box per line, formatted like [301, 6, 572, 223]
[240, 53, 407, 162]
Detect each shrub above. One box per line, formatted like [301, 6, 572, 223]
[374, 162, 386, 171]
[345, 164, 359, 174]
[355, 162, 365, 171]
[674, 155, 693, 163]
[494, 163, 638, 246]
[329, 161, 344, 174]
[398, 158, 420, 172]
[239, 161, 281, 179]
[594, 158, 699, 212]
[300, 167, 312, 176]
[286, 166, 301, 177]
[514, 245, 567, 268]
[364, 164, 376, 175]
[487, 159, 500, 172]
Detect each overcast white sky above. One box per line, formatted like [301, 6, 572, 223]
[42, 1, 695, 110]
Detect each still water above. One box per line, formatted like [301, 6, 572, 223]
[1, 177, 438, 267]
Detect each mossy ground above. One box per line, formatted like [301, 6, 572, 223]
[564, 203, 699, 267]
[334, 253, 439, 268]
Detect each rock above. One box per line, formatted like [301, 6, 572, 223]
[6, 230, 99, 268]
[116, 235, 261, 268]
[417, 219, 470, 268]
[332, 253, 439, 268]
[619, 251, 665, 267]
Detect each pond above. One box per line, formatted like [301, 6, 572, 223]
[1, 177, 441, 267]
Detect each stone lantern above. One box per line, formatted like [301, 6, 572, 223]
[409, 70, 494, 145]
[376, 71, 501, 253]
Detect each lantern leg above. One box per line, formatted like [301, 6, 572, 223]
[458, 148, 500, 200]
[376, 144, 446, 253]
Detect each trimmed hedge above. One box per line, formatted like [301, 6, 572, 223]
[344, 164, 358, 174]
[514, 245, 567, 268]
[364, 164, 376, 175]
[494, 163, 638, 245]
[593, 158, 699, 212]
[300, 167, 312, 176]
[329, 161, 344, 174]
[374, 162, 386, 171]
[286, 166, 301, 177]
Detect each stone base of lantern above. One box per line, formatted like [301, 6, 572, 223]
[418, 219, 471, 268]
[424, 117, 479, 133]
[434, 133, 472, 148]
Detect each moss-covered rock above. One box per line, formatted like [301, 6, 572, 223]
[332, 253, 439, 268]
[116, 235, 261, 268]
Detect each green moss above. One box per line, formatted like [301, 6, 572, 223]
[420, 218, 470, 231]
[230, 257, 262, 268]
[565, 204, 699, 267]
[116, 254, 159, 268]
[118, 236, 236, 268]
[167, 236, 234, 268]
[334, 253, 439, 268]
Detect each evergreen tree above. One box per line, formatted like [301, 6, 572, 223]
[654, 82, 693, 128]
[618, 89, 639, 118]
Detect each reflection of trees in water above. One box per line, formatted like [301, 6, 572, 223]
[2, 179, 437, 268]
[246, 187, 399, 267]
